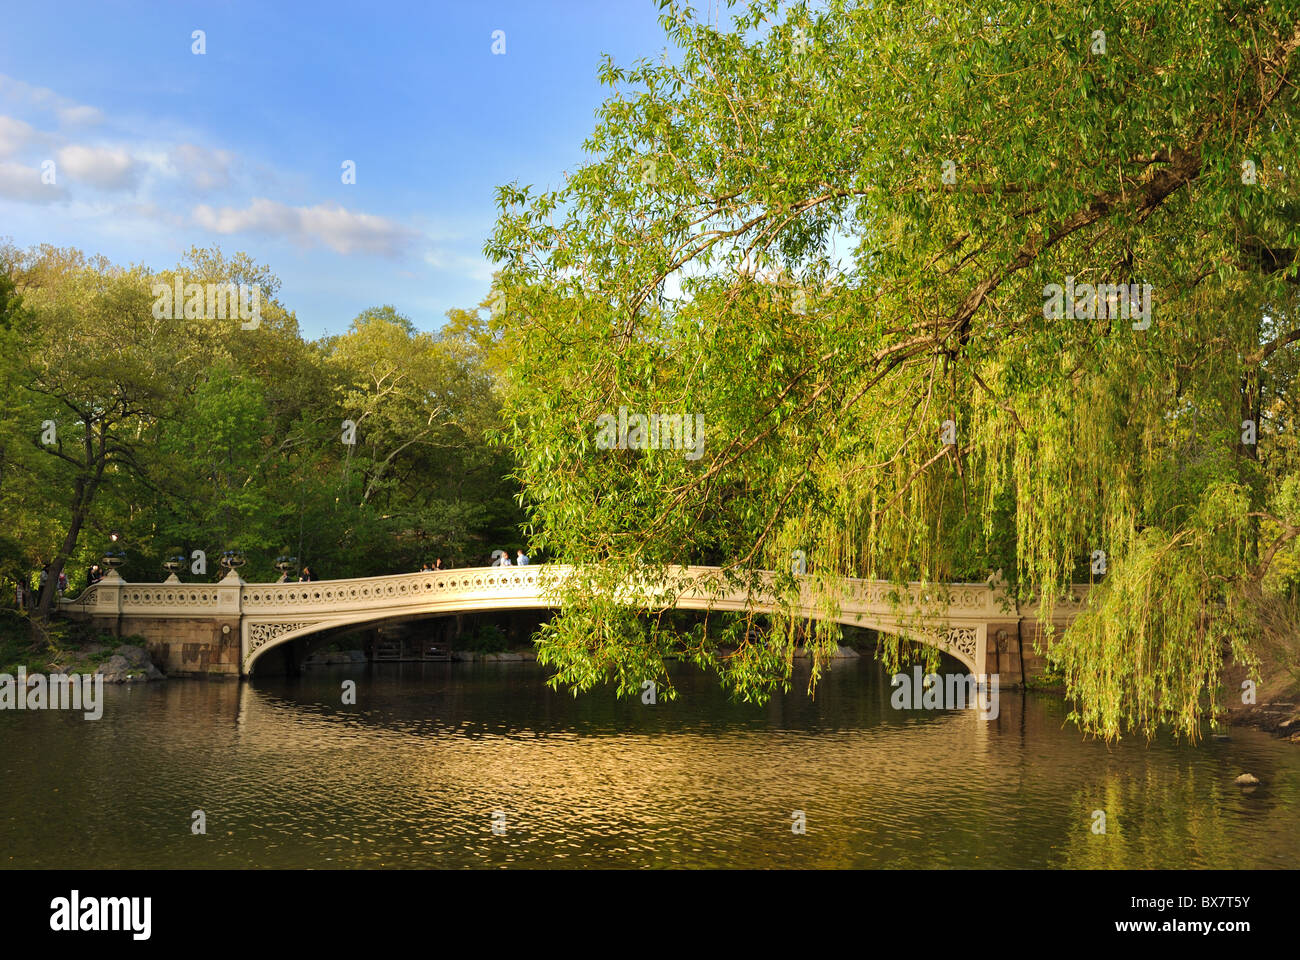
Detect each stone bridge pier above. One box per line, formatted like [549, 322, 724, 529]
[60, 569, 243, 676]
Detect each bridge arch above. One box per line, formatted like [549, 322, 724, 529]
[240, 567, 987, 677]
[243, 600, 561, 674]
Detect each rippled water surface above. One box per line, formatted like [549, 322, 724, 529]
[2, 661, 1297, 868]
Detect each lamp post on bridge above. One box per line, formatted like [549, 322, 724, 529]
[162, 553, 186, 584]
[98, 532, 128, 637]
[275, 555, 298, 583]
[219, 549, 246, 582]
[101, 531, 126, 582]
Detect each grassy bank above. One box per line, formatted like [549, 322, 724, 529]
[0, 610, 145, 674]
[0, 611, 49, 673]
[1223, 601, 1300, 742]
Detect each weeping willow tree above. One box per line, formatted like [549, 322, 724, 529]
[483, 0, 1300, 739]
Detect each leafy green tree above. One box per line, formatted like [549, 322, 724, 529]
[485, 0, 1300, 737]
[319, 304, 524, 571]
[0, 247, 48, 591]
[154, 364, 283, 576]
[9, 249, 199, 625]
[0, 240, 526, 622]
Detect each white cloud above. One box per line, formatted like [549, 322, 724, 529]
[0, 75, 426, 264]
[0, 75, 61, 109]
[0, 161, 64, 203]
[58, 104, 104, 126]
[0, 116, 34, 157]
[55, 144, 141, 190]
[0, 74, 101, 127]
[193, 197, 416, 256]
[169, 143, 234, 191]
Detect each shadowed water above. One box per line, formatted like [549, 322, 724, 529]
[1, 660, 1296, 868]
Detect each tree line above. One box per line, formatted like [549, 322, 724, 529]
[0, 242, 523, 627]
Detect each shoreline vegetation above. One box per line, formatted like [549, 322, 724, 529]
[0, 613, 165, 683]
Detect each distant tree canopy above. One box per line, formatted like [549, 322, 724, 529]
[486, 0, 1300, 738]
[0, 243, 522, 624]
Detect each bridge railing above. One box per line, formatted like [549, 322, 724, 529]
[240, 565, 555, 615]
[60, 563, 1088, 627]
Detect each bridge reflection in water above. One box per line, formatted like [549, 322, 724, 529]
[3, 662, 1295, 869]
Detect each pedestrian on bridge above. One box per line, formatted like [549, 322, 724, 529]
[516, 550, 530, 565]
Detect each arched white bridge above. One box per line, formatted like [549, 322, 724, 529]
[62, 565, 1087, 678]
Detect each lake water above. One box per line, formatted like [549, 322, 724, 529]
[2, 660, 1296, 868]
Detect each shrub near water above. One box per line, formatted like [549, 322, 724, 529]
[460, 623, 510, 654]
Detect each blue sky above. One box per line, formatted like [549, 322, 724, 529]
[0, 1, 693, 338]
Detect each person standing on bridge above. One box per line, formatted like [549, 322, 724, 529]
[299, 566, 316, 582]
[515, 550, 529, 565]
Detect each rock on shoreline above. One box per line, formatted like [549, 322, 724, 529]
[56, 643, 165, 683]
[1227, 702, 1300, 744]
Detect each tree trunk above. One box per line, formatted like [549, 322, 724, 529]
[33, 417, 107, 631]
[34, 484, 90, 623]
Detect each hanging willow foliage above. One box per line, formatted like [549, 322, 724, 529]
[485, 0, 1300, 739]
